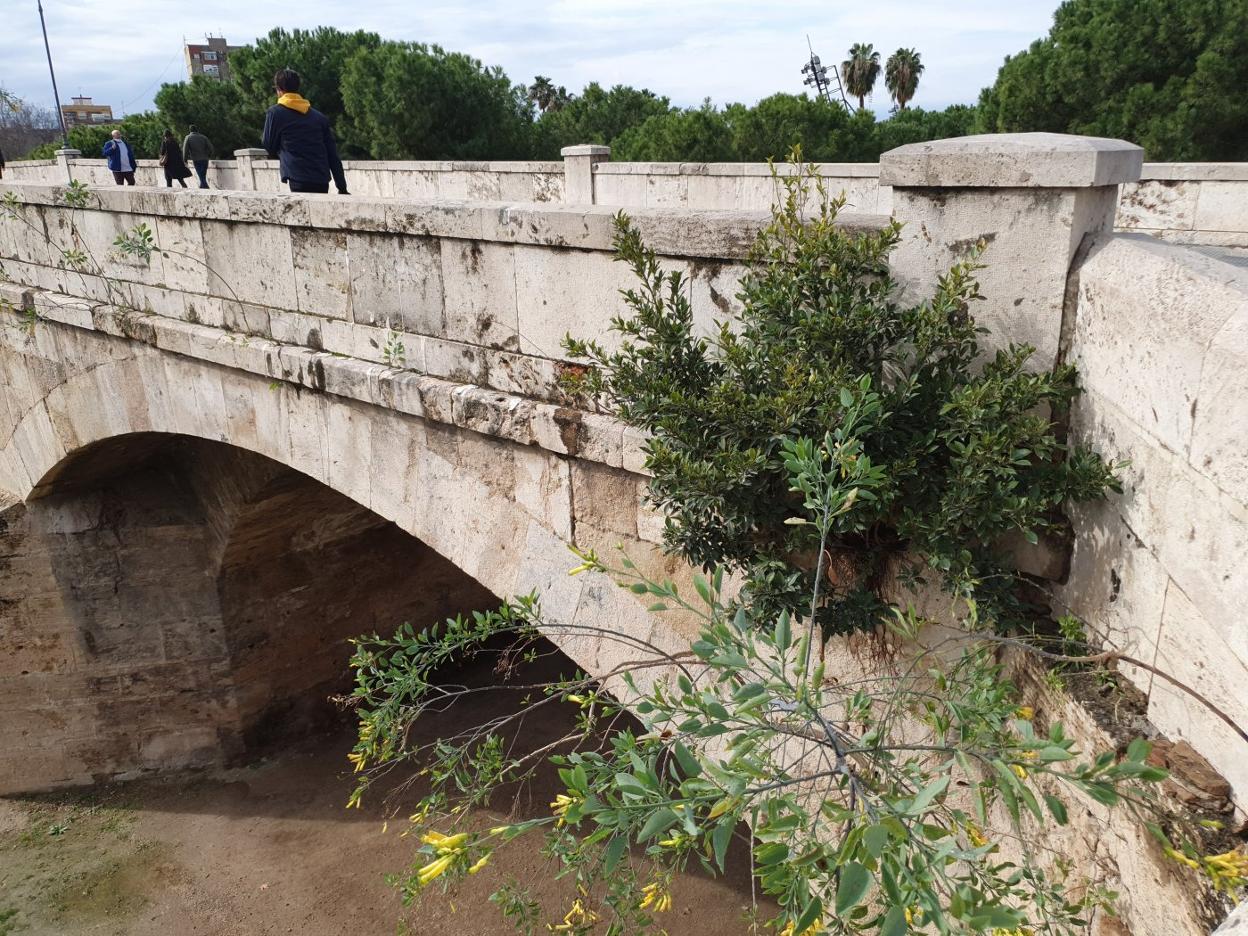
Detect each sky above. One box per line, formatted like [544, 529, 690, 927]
[3, 1, 1060, 118]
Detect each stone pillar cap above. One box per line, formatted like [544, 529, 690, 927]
[233, 148, 269, 157]
[54, 149, 81, 157]
[561, 144, 611, 157]
[880, 132, 1143, 188]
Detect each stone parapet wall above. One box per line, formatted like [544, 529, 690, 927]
[8, 153, 1246, 239]
[1057, 233, 1248, 812]
[0, 181, 834, 407]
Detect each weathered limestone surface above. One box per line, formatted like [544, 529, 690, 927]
[6, 149, 1245, 244]
[882, 133, 1143, 369]
[1055, 233, 1248, 813]
[2, 135, 1246, 933]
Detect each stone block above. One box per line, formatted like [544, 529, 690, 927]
[1148, 584, 1248, 809]
[327, 398, 374, 509]
[348, 231, 444, 335]
[424, 335, 488, 385]
[1071, 235, 1243, 457]
[1192, 181, 1248, 233]
[570, 461, 638, 539]
[201, 219, 296, 310]
[1190, 306, 1248, 504]
[1115, 179, 1199, 232]
[291, 228, 351, 320]
[880, 133, 1143, 189]
[514, 445, 573, 540]
[153, 216, 209, 293]
[440, 239, 520, 350]
[891, 185, 1118, 370]
[513, 244, 637, 360]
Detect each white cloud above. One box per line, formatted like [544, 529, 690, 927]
[2, 0, 1060, 118]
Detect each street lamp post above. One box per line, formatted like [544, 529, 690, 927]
[37, 0, 74, 180]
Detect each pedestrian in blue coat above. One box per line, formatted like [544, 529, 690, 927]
[102, 130, 137, 185]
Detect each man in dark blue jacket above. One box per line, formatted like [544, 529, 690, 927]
[261, 69, 348, 195]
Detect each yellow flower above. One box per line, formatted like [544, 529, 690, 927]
[1010, 764, 1029, 780]
[422, 831, 470, 853]
[1204, 848, 1248, 893]
[904, 907, 923, 925]
[778, 920, 823, 936]
[1015, 706, 1034, 720]
[639, 883, 672, 912]
[1163, 847, 1201, 871]
[548, 899, 599, 931]
[347, 751, 367, 773]
[468, 854, 491, 875]
[416, 854, 454, 885]
[966, 822, 989, 848]
[550, 793, 579, 825]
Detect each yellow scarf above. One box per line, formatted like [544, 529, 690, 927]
[276, 92, 311, 114]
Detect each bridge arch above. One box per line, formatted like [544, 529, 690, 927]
[0, 331, 669, 793]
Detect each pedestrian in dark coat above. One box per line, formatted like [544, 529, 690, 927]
[159, 130, 192, 188]
[182, 125, 214, 188]
[261, 68, 348, 195]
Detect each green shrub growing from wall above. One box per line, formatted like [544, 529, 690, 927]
[564, 163, 1120, 636]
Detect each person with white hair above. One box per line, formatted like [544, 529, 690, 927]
[102, 129, 136, 185]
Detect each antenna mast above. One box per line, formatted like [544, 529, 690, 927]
[801, 35, 850, 110]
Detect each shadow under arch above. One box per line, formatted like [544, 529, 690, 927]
[0, 430, 500, 792]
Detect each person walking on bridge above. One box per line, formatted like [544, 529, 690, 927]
[182, 125, 213, 188]
[102, 129, 136, 185]
[159, 129, 193, 188]
[261, 69, 348, 195]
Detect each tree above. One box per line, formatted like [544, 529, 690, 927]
[228, 27, 384, 157]
[841, 43, 881, 112]
[527, 75, 569, 114]
[154, 76, 252, 154]
[0, 88, 61, 159]
[340, 42, 533, 159]
[531, 83, 672, 157]
[611, 101, 735, 162]
[976, 0, 1248, 160]
[885, 48, 924, 110]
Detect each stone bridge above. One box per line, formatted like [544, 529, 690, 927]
[1, 133, 1245, 857]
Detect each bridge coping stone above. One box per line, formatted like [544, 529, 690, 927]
[881, 131, 1144, 188]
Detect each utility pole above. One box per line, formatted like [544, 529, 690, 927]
[37, 0, 73, 180]
[801, 35, 851, 111]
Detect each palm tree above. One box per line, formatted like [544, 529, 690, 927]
[885, 48, 925, 110]
[528, 76, 555, 112]
[841, 43, 881, 112]
[528, 76, 569, 114]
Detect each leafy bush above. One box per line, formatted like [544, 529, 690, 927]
[564, 164, 1120, 636]
[344, 445, 1201, 935]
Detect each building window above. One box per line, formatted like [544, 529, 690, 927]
[203, 64, 220, 76]
[202, 51, 217, 61]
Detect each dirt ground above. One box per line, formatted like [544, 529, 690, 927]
[0, 647, 762, 936]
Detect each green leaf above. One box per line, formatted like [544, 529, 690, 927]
[672, 741, 702, 778]
[637, 808, 678, 843]
[793, 897, 823, 935]
[835, 862, 872, 914]
[907, 775, 949, 815]
[1043, 793, 1069, 825]
[864, 823, 891, 859]
[774, 614, 791, 653]
[880, 905, 908, 936]
[712, 820, 733, 871]
[603, 834, 627, 874]
[968, 906, 1023, 928]
[839, 387, 855, 408]
[1126, 738, 1152, 763]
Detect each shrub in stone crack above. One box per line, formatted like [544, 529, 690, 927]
[562, 161, 1121, 637]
